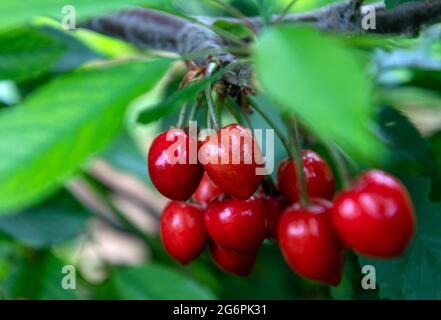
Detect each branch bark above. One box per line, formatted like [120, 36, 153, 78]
[84, 0, 441, 87]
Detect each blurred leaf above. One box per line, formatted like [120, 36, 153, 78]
[0, 191, 90, 248]
[112, 263, 216, 299]
[38, 26, 104, 73]
[213, 20, 254, 39]
[386, 0, 423, 9]
[137, 78, 208, 124]
[378, 87, 441, 110]
[0, 28, 66, 81]
[0, 0, 177, 30]
[254, 25, 386, 164]
[101, 131, 147, 179]
[4, 250, 78, 299]
[429, 131, 441, 201]
[359, 176, 441, 299]
[376, 106, 436, 174]
[0, 59, 171, 214]
[219, 245, 328, 299]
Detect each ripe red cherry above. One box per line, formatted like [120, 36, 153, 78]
[148, 128, 203, 200]
[205, 197, 266, 254]
[259, 194, 287, 241]
[278, 200, 344, 286]
[277, 150, 335, 203]
[209, 242, 257, 276]
[332, 170, 416, 258]
[160, 201, 207, 264]
[192, 172, 223, 207]
[199, 123, 264, 200]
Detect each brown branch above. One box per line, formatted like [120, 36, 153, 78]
[83, 1, 441, 88]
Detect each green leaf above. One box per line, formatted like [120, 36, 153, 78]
[0, 59, 171, 215]
[137, 78, 209, 124]
[4, 250, 78, 299]
[0, 28, 66, 81]
[112, 263, 216, 299]
[359, 176, 441, 299]
[376, 106, 436, 174]
[0, 190, 90, 248]
[254, 25, 386, 164]
[0, 0, 177, 30]
[385, 0, 422, 9]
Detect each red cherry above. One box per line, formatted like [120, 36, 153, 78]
[259, 194, 287, 241]
[332, 170, 416, 258]
[148, 129, 203, 200]
[160, 201, 207, 264]
[205, 197, 266, 254]
[209, 242, 257, 276]
[192, 173, 223, 207]
[200, 123, 264, 200]
[277, 150, 335, 203]
[278, 200, 344, 286]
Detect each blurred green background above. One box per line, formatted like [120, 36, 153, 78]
[0, 0, 440, 299]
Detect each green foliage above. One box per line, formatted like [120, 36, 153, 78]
[4, 250, 78, 299]
[359, 176, 441, 299]
[254, 25, 386, 164]
[0, 28, 66, 81]
[110, 263, 216, 299]
[376, 106, 436, 174]
[0, 191, 90, 248]
[0, 59, 171, 214]
[0, 0, 175, 30]
[386, 0, 422, 9]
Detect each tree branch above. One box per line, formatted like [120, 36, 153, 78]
[83, 1, 441, 88]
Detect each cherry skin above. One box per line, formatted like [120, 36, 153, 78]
[192, 172, 223, 207]
[278, 200, 344, 286]
[160, 201, 207, 264]
[205, 197, 266, 254]
[199, 123, 264, 200]
[258, 194, 287, 241]
[148, 128, 203, 200]
[209, 242, 257, 277]
[277, 149, 335, 203]
[332, 170, 416, 258]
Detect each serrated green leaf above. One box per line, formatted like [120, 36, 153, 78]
[0, 191, 90, 248]
[0, 59, 171, 215]
[254, 25, 386, 164]
[359, 176, 441, 299]
[0, 28, 66, 81]
[112, 263, 216, 299]
[0, 0, 177, 30]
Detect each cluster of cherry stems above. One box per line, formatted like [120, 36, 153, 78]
[148, 115, 416, 286]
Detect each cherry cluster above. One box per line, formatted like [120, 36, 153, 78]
[148, 123, 416, 286]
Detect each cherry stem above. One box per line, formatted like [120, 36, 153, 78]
[289, 119, 309, 207]
[176, 103, 188, 129]
[225, 97, 246, 126]
[205, 62, 220, 131]
[326, 143, 352, 189]
[188, 101, 199, 122]
[247, 97, 294, 159]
